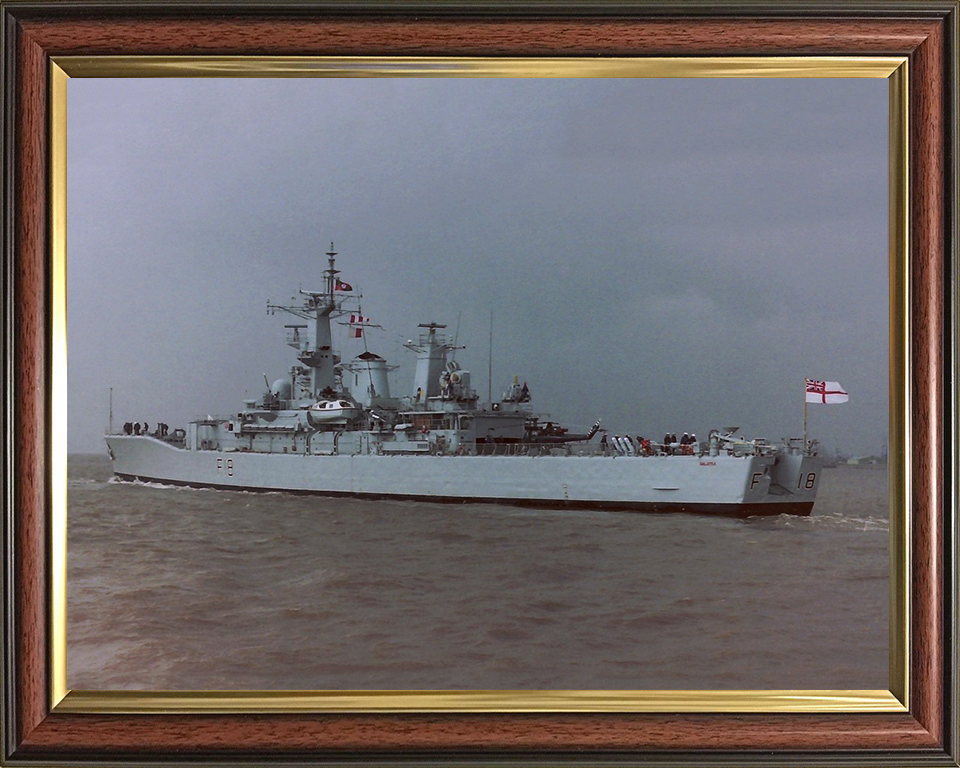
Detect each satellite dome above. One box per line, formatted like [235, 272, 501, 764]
[271, 378, 292, 399]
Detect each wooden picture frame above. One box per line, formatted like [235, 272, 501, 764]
[2, 2, 957, 765]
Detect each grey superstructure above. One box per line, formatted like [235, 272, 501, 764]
[106, 246, 822, 516]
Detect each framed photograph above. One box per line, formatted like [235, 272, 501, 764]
[65, 62, 898, 698]
[2, 2, 957, 766]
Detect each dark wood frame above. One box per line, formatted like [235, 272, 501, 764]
[2, 2, 957, 765]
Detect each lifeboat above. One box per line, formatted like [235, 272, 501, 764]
[306, 399, 361, 425]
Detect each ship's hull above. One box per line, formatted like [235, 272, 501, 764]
[106, 435, 820, 517]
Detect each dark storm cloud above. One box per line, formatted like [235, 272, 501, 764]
[68, 76, 888, 456]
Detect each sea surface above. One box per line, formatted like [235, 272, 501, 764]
[67, 454, 889, 691]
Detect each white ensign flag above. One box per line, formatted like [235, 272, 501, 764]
[805, 379, 849, 404]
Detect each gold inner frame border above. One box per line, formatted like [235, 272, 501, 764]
[49, 55, 910, 715]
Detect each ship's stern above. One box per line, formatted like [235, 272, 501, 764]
[762, 451, 822, 515]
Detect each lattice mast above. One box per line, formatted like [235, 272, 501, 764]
[267, 243, 345, 401]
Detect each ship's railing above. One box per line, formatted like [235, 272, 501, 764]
[469, 442, 710, 457]
[468, 440, 780, 458]
[603, 442, 704, 457]
[712, 436, 780, 457]
[471, 443, 582, 457]
[782, 436, 819, 456]
[284, 329, 312, 350]
[112, 425, 186, 447]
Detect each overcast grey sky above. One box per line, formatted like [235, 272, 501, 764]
[67, 77, 888, 456]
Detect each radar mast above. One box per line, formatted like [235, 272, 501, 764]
[266, 242, 346, 402]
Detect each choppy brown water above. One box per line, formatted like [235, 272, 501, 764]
[67, 454, 888, 690]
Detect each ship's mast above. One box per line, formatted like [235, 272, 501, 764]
[325, 243, 337, 306]
[488, 309, 493, 404]
[404, 323, 462, 403]
[267, 242, 345, 403]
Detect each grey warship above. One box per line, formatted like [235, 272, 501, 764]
[106, 246, 822, 516]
